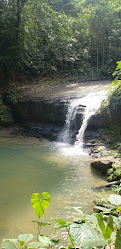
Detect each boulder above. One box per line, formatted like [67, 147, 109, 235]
[91, 158, 113, 174]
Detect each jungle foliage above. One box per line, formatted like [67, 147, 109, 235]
[1, 191, 121, 249]
[0, 0, 121, 85]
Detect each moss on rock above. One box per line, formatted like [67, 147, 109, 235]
[107, 160, 121, 181]
[107, 167, 121, 181]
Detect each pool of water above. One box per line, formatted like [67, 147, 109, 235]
[0, 134, 107, 244]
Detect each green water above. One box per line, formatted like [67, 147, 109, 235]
[0, 134, 107, 244]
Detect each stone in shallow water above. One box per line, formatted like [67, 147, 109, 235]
[90, 158, 113, 174]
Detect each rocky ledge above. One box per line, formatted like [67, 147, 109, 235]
[90, 137, 121, 183]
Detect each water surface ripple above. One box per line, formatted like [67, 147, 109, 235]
[0, 135, 107, 243]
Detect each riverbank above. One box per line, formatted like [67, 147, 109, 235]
[88, 130, 121, 183]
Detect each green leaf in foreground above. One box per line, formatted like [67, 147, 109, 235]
[105, 215, 114, 240]
[1, 240, 18, 249]
[38, 235, 52, 246]
[2, 239, 18, 245]
[31, 192, 50, 218]
[97, 213, 106, 235]
[97, 213, 114, 240]
[27, 242, 43, 248]
[108, 194, 121, 206]
[70, 222, 107, 248]
[115, 228, 121, 249]
[18, 234, 34, 244]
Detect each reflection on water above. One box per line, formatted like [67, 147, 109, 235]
[0, 134, 107, 243]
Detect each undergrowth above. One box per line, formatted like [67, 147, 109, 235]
[1, 191, 121, 249]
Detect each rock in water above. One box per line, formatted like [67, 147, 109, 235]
[91, 158, 113, 174]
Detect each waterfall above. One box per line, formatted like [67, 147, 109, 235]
[75, 90, 107, 148]
[59, 99, 84, 143]
[59, 89, 108, 155]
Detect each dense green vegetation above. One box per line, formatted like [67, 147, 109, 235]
[0, 0, 121, 86]
[1, 191, 121, 249]
[105, 61, 121, 133]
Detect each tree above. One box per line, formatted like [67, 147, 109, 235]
[0, 0, 121, 86]
[0, 0, 26, 85]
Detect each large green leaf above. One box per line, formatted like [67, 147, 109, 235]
[2, 240, 18, 245]
[27, 242, 43, 248]
[97, 214, 114, 240]
[31, 192, 50, 218]
[18, 234, 34, 244]
[115, 228, 121, 249]
[85, 214, 98, 224]
[105, 215, 114, 240]
[97, 213, 105, 235]
[70, 222, 107, 248]
[1, 241, 18, 249]
[108, 194, 121, 206]
[38, 235, 52, 246]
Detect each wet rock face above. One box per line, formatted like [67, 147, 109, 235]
[87, 109, 110, 130]
[13, 99, 67, 125]
[19, 123, 63, 140]
[12, 98, 85, 140]
[87, 104, 121, 132]
[76, 105, 85, 130]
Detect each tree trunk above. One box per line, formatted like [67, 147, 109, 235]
[102, 39, 104, 66]
[97, 36, 99, 70]
[16, 0, 20, 41]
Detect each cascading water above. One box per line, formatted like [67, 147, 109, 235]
[75, 90, 108, 147]
[59, 99, 85, 144]
[58, 89, 108, 156]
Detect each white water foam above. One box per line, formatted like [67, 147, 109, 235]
[75, 90, 108, 147]
[58, 89, 108, 157]
[60, 99, 83, 144]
